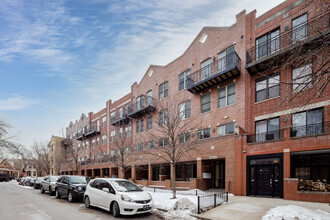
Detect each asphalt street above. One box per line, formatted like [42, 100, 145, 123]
[0, 182, 160, 220]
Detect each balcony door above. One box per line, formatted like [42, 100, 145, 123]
[201, 58, 212, 81]
[218, 46, 235, 72]
[256, 29, 280, 60]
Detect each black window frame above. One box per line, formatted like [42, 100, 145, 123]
[159, 109, 168, 126]
[179, 100, 191, 120]
[136, 119, 144, 133]
[159, 81, 169, 100]
[201, 93, 211, 113]
[196, 128, 211, 140]
[255, 73, 280, 103]
[179, 69, 191, 91]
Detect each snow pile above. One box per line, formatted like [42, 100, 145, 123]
[163, 198, 197, 220]
[262, 205, 330, 220]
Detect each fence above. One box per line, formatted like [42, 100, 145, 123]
[197, 192, 228, 214]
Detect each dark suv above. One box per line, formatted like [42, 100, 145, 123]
[55, 175, 89, 202]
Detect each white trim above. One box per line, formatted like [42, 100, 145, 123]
[110, 99, 131, 112]
[255, 100, 330, 121]
[91, 117, 100, 122]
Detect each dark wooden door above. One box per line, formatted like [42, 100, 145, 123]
[256, 166, 273, 196]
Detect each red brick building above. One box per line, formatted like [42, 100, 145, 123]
[59, 0, 330, 202]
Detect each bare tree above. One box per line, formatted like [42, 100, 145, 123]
[65, 139, 83, 175]
[0, 119, 15, 156]
[30, 140, 50, 176]
[141, 97, 201, 199]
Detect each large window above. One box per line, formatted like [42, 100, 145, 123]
[147, 90, 153, 105]
[159, 109, 168, 126]
[179, 100, 191, 120]
[256, 28, 280, 59]
[102, 117, 106, 127]
[218, 84, 235, 108]
[256, 74, 280, 102]
[96, 136, 99, 146]
[179, 69, 191, 91]
[110, 130, 115, 142]
[147, 116, 152, 130]
[292, 13, 307, 43]
[125, 125, 131, 137]
[218, 123, 235, 136]
[218, 45, 235, 72]
[136, 95, 145, 110]
[119, 108, 123, 118]
[102, 134, 106, 145]
[197, 128, 211, 140]
[179, 132, 190, 144]
[136, 143, 144, 151]
[147, 141, 156, 149]
[255, 117, 280, 142]
[136, 119, 144, 133]
[201, 93, 211, 113]
[292, 108, 323, 137]
[185, 163, 197, 180]
[201, 58, 212, 80]
[125, 103, 132, 114]
[110, 112, 116, 122]
[159, 82, 168, 100]
[119, 127, 123, 139]
[159, 137, 169, 147]
[292, 153, 330, 188]
[292, 64, 312, 92]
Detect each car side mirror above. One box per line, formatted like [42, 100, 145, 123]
[102, 188, 109, 193]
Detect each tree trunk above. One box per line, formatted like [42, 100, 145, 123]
[171, 163, 176, 199]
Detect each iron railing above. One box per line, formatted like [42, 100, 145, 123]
[128, 96, 157, 118]
[187, 52, 241, 88]
[197, 192, 228, 214]
[247, 129, 283, 143]
[291, 122, 329, 137]
[246, 13, 330, 65]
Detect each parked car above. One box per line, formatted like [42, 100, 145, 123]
[55, 175, 88, 202]
[40, 175, 60, 195]
[34, 177, 43, 189]
[23, 177, 32, 186]
[84, 178, 153, 217]
[30, 177, 36, 187]
[19, 177, 25, 185]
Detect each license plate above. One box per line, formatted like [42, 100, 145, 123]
[143, 205, 150, 210]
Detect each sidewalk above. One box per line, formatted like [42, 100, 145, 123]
[194, 196, 330, 220]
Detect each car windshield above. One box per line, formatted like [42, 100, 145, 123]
[69, 176, 87, 184]
[110, 180, 143, 192]
[36, 177, 43, 181]
[51, 176, 60, 182]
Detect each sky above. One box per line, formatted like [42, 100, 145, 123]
[0, 0, 284, 148]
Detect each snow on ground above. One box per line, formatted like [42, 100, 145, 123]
[262, 205, 330, 220]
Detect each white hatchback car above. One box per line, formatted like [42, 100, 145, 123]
[84, 178, 153, 217]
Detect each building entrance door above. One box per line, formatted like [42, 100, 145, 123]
[214, 160, 225, 188]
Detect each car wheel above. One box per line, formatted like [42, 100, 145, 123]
[85, 196, 91, 208]
[112, 202, 120, 217]
[49, 187, 54, 196]
[68, 192, 74, 202]
[40, 186, 45, 194]
[55, 189, 61, 199]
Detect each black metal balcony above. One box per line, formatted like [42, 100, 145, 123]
[75, 132, 84, 141]
[187, 52, 241, 94]
[110, 114, 131, 126]
[61, 139, 71, 146]
[291, 122, 329, 137]
[247, 129, 283, 143]
[127, 96, 157, 119]
[84, 124, 100, 138]
[246, 13, 330, 74]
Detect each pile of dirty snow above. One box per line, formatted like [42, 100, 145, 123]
[262, 205, 330, 220]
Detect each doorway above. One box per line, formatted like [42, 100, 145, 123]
[214, 160, 225, 188]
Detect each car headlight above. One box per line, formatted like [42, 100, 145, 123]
[78, 187, 82, 191]
[121, 194, 134, 203]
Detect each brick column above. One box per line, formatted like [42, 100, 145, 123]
[118, 167, 124, 179]
[148, 163, 152, 181]
[131, 165, 136, 180]
[100, 168, 104, 177]
[84, 169, 87, 177]
[196, 158, 202, 179]
[109, 166, 113, 178]
[91, 169, 95, 177]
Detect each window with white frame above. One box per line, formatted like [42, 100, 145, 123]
[102, 134, 106, 145]
[92, 138, 96, 147]
[147, 90, 153, 105]
[147, 116, 152, 130]
[136, 143, 144, 151]
[201, 93, 211, 113]
[125, 125, 131, 137]
[119, 127, 123, 138]
[102, 117, 106, 127]
[179, 100, 191, 120]
[136, 119, 144, 133]
[110, 112, 116, 122]
[119, 108, 123, 118]
[218, 123, 235, 136]
[159, 82, 168, 100]
[256, 74, 280, 102]
[197, 128, 211, 140]
[147, 141, 156, 149]
[179, 69, 191, 91]
[110, 130, 115, 142]
[137, 95, 145, 110]
[96, 137, 100, 146]
[179, 132, 190, 143]
[159, 109, 168, 126]
[218, 83, 236, 108]
[159, 137, 169, 147]
[85, 141, 89, 149]
[292, 64, 312, 92]
[125, 103, 132, 114]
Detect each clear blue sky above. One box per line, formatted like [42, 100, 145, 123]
[0, 0, 283, 148]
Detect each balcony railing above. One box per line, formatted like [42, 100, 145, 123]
[75, 132, 84, 141]
[83, 124, 100, 138]
[187, 52, 241, 94]
[246, 13, 330, 74]
[127, 96, 157, 119]
[110, 114, 131, 126]
[247, 129, 283, 143]
[291, 122, 329, 137]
